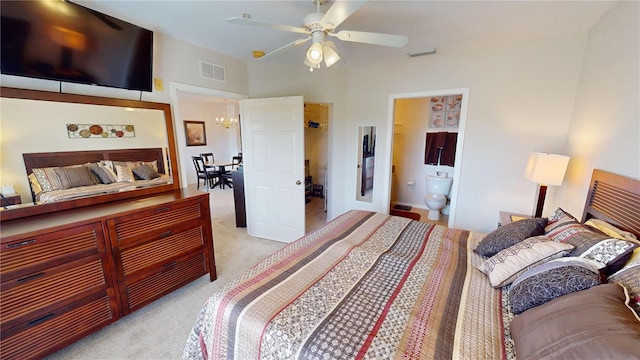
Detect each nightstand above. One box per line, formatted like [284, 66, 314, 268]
[499, 211, 531, 226]
[1, 193, 21, 206]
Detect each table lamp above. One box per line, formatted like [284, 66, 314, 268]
[525, 152, 570, 218]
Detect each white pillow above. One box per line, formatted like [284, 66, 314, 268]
[115, 164, 136, 183]
[479, 235, 574, 288]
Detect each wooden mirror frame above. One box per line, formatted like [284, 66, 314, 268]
[0, 87, 181, 221]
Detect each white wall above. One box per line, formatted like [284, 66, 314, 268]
[558, 1, 640, 218]
[346, 32, 586, 233]
[174, 94, 240, 188]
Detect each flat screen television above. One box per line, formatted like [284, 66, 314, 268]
[1, 1, 153, 92]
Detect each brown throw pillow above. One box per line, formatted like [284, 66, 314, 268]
[53, 166, 98, 189]
[511, 284, 640, 360]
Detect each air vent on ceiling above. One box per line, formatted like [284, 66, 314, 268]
[199, 61, 226, 83]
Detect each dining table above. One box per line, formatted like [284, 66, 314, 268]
[205, 161, 234, 189]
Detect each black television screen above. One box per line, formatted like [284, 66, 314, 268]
[1, 0, 153, 92]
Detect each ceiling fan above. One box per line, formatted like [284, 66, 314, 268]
[227, 0, 408, 70]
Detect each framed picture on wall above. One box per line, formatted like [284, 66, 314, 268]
[184, 120, 207, 146]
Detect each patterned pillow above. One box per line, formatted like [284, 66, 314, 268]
[475, 217, 548, 257]
[545, 217, 611, 256]
[546, 207, 576, 224]
[132, 163, 161, 180]
[509, 257, 604, 314]
[479, 235, 574, 288]
[580, 239, 639, 275]
[91, 166, 117, 184]
[114, 164, 136, 183]
[31, 167, 64, 192]
[53, 166, 98, 189]
[608, 251, 640, 315]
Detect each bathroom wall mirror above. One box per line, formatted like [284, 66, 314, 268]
[356, 126, 376, 203]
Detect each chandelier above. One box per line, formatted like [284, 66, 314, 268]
[215, 100, 238, 129]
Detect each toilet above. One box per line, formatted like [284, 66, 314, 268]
[424, 173, 453, 221]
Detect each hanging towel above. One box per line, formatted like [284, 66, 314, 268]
[424, 133, 439, 165]
[425, 132, 458, 166]
[440, 133, 458, 166]
[435, 132, 448, 149]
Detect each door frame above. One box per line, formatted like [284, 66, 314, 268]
[169, 82, 248, 187]
[384, 88, 470, 227]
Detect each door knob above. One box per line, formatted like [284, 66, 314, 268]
[296, 180, 302, 185]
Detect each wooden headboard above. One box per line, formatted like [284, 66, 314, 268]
[23, 148, 166, 175]
[582, 169, 640, 238]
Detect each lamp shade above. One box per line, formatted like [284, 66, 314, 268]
[525, 153, 570, 186]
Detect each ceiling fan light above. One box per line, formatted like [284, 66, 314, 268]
[323, 41, 340, 67]
[306, 42, 323, 64]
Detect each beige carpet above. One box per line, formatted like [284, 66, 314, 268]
[45, 187, 288, 360]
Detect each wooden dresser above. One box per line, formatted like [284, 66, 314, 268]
[0, 189, 215, 360]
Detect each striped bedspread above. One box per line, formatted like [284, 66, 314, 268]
[184, 210, 512, 360]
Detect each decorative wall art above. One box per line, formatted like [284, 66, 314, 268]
[184, 120, 207, 146]
[428, 94, 462, 129]
[67, 124, 135, 138]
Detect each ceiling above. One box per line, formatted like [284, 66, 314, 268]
[75, 0, 617, 69]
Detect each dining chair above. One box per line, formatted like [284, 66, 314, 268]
[192, 156, 219, 190]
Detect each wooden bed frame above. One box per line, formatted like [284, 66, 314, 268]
[582, 169, 640, 238]
[23, 148, 166, 176]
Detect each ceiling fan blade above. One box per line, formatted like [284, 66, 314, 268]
[259, 37, 311, 61]
[333, 30, 408, 48]
[320, 0, 367, 29]
[227, 17, 308, 34]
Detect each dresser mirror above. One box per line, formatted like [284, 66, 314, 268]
[0, 87, 180, 221]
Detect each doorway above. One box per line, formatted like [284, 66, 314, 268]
[387, 88, 470, 228]
[304, 102, 330, 232]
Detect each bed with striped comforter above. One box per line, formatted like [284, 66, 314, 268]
[184, 210, 513, 360]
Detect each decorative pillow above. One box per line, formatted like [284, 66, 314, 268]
[141, 160, 159, 172]
[509, 257, 604, 314]
[132, 163, 161, 180]
[609, 265, 640, 315]
[54, 166, 98, 189]
[31, 167, 64, 192]
[579, 238, 638, 275]
[511, 284, 640, 360]
[545, 216, 612, 255]
[114, 164, 136, 183]
[475, 217, 548, 257]
[585, 218, 639, 244]
[479, 235, 574, 288]
[91, 166, 117, 184]
[28, 173, 43, 196]
[546, 207, 576, 224]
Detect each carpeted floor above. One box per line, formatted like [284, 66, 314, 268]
[45, 187, 288, 360]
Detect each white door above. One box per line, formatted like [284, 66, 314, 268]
[240, 96, 305, 242]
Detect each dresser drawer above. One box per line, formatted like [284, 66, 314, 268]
[1, 254, 110, 332]
[0, 292, 115, 360]
[116, 225, 205, 280]
[108, 199, 203, 244]
[0, 222, 104, 281]
[122, 252, 207, 313]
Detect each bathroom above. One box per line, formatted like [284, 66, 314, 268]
[391, 93, 463, 226]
